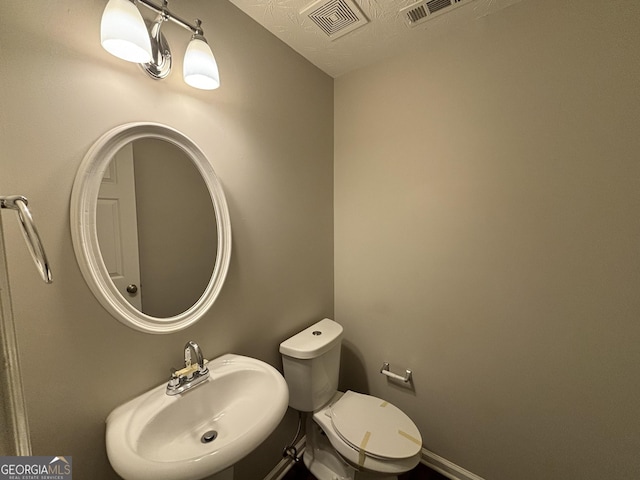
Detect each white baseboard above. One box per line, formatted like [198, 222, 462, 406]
[262, 437, 484, 480]
[420, 448, 485, 480]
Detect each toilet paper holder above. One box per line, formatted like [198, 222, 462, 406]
[380, 362, 412, 383]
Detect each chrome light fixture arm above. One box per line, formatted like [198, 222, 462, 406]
[136, 0, 205, 81]
[136, 0, 201, 35]
[141, 12, 172, 80]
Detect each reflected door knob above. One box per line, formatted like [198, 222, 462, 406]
[126, 284, 138, 295]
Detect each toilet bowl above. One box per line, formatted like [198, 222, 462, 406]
[312, 391, 422, 478]
[280, 319, 422, 480]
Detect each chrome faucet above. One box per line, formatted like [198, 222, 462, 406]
[166, 341, 210, 396]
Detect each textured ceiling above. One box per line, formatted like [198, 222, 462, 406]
[228, 0, 525, 77]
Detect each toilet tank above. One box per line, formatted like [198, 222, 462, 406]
[279, 318, 343, 412]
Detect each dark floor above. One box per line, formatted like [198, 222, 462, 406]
[282, 461, 448, 480]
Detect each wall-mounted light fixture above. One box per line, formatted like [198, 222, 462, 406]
[101, 0, 220, 90]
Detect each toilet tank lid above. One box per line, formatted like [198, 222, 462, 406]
[279, 318, 343, 359]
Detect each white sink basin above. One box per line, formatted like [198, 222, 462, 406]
[106, 354, 289, 480]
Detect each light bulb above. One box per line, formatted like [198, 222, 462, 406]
[101, 0, 152, 64]
[183, 37, 220, 90]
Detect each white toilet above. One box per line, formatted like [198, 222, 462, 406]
[279, 318, 422, 480]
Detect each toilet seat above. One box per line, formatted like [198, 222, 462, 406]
[312, 392, 422, 476]
[329, 391, 422, 460]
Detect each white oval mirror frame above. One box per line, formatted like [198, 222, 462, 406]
[70, 122, 231, 334]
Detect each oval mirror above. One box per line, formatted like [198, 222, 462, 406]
[71, 123, 231, 334]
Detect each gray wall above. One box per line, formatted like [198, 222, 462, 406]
[0, 0, 333, 478]
[3, 0, 640, 479]
[335, 1, 640, 479]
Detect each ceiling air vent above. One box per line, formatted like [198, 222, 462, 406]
[301, 0, 369, 41]
[400, 0, 469, 28]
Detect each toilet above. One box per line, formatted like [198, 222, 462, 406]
[279, 318, 422, 480]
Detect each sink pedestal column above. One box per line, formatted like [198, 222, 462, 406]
[203, 466, 233, 480]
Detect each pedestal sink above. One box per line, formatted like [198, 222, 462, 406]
[106, 354, 289, 480]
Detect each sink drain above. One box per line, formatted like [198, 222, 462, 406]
[201, 430, 218, 444]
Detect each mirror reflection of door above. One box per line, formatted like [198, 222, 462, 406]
[96, 138, 218, 318]
[97, 143, 143, 310]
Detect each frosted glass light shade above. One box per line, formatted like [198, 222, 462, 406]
[101, 0, 152, 63]
[183, 38, 220, 90]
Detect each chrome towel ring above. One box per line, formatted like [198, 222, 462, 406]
[1, 195, 52, 284]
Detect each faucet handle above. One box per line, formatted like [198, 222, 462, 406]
[168, 368, 180, 388]
[198, 359, 209, 375]
[173, 363, 199, 379]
